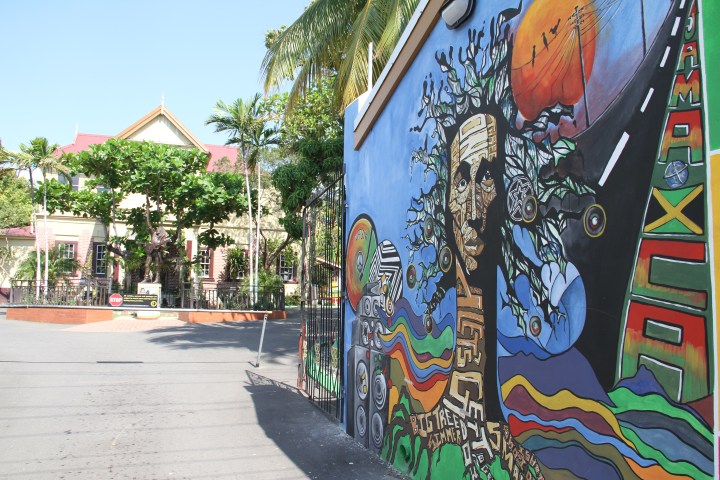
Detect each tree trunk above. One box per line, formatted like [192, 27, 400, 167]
[244, 163, 254, 300]
[28, 169, 40, 300]
[108, 187, 121, 294]
[255, 165, 261, 292]
[101, 222, 113, 294]
[264, 234, 293, 271]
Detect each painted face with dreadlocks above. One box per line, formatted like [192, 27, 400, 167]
[449, 114, 498, 274]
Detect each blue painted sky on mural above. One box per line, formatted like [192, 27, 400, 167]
[0, 0, 307, 151]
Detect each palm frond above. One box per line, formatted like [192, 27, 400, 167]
[376, 0, 419, 61]
[262, 0, 421, 112]
[337, 0, 387, 107]
[262, 0, 362, 87]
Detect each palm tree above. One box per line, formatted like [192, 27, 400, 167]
[19, 138, 67, 295]
[206, 95, 279, 296]
[4, 146, 41, 297]
[261, 0, 420, 111]
[14, 246, 79, 286]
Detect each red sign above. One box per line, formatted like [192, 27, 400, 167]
[109, 293, 123, 307]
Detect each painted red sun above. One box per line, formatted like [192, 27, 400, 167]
[511, 0, 597, 121]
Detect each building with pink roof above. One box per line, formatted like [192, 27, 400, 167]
[0, 105, 297, 304]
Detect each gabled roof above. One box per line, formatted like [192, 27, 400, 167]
[353, 0, 444, 149]
[116, 104, 209, 153]
[53, 105, 239, 172]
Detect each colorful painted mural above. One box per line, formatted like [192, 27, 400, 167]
[344, 0, 716, 479]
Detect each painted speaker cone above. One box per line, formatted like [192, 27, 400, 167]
[583, 204, 606, 237]
[522, 195, 538, 223]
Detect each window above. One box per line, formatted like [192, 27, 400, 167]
[94, 244, 107, 276]
[199, 249, 212, 278]
[96, 184, 111, 193]
[58, 174, 80, 191]
[279, 255, 295, 282]
[58, 242, 76, 274]
[60, 243, 75, 260]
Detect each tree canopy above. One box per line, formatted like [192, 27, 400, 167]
[46, 139, 248, 283]
[0, 173, 32, 228]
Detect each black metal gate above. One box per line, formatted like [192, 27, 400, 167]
[299, 173, 345, 420]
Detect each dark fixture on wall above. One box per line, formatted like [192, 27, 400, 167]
[441, 0, 475, 29]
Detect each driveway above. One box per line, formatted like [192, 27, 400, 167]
[0, 310, 402, 479]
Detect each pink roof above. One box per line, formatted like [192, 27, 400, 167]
[205, 144, 246, 172]
[56, 133, 112, 155]
[55, 134, 240, 172]
[0, 226, 34, 238]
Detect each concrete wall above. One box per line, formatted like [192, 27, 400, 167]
[343, 0, 716, 478]
[0, 237, 34, 302]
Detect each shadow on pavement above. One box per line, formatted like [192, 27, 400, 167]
[245, 370, 404, 480]
[143, 310, 301, 366]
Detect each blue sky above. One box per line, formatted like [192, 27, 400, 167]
[0, 0, 308, 151]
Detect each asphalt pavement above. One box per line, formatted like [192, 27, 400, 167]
[0, 308, 404, 479]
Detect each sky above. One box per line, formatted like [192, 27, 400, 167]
[0, 0, 308, 152]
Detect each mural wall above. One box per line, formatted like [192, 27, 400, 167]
[343, 0, 716, 479]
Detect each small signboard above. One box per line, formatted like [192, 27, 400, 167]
[107, 293, 159, 308]
[122, 294, 159, 307]
[138, 282, 161, 308]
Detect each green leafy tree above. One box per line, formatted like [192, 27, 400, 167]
[0, 174, 32, 228]
[261, 0, 420, 110]
[265, 75, 343, 154]
[50, 139, 248, 285]
[260, 75, 344, 274]
[272, 137, 343, 239]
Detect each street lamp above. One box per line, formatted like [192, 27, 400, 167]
[441, 0, 475, 29]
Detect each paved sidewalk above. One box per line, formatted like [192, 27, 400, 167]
[64, 316, 186, 333]
[0, 309, 404, 479]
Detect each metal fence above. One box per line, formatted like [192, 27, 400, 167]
[178, 284, 285, 310]
[9, 280, 284, 311]
[300, 173, 345, 420]
[9, 281, 110, 307]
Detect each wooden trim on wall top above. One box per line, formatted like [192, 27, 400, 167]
[353, 0, 444, 150]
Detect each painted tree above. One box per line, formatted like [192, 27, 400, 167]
[47, 139, 248, 286]
[262, 0, 420, 110]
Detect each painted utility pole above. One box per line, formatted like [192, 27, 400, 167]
[640, 0, 647, 56]
[572, 5, 591, 128]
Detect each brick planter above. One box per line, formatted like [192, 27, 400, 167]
[6, 307, 113, 324]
